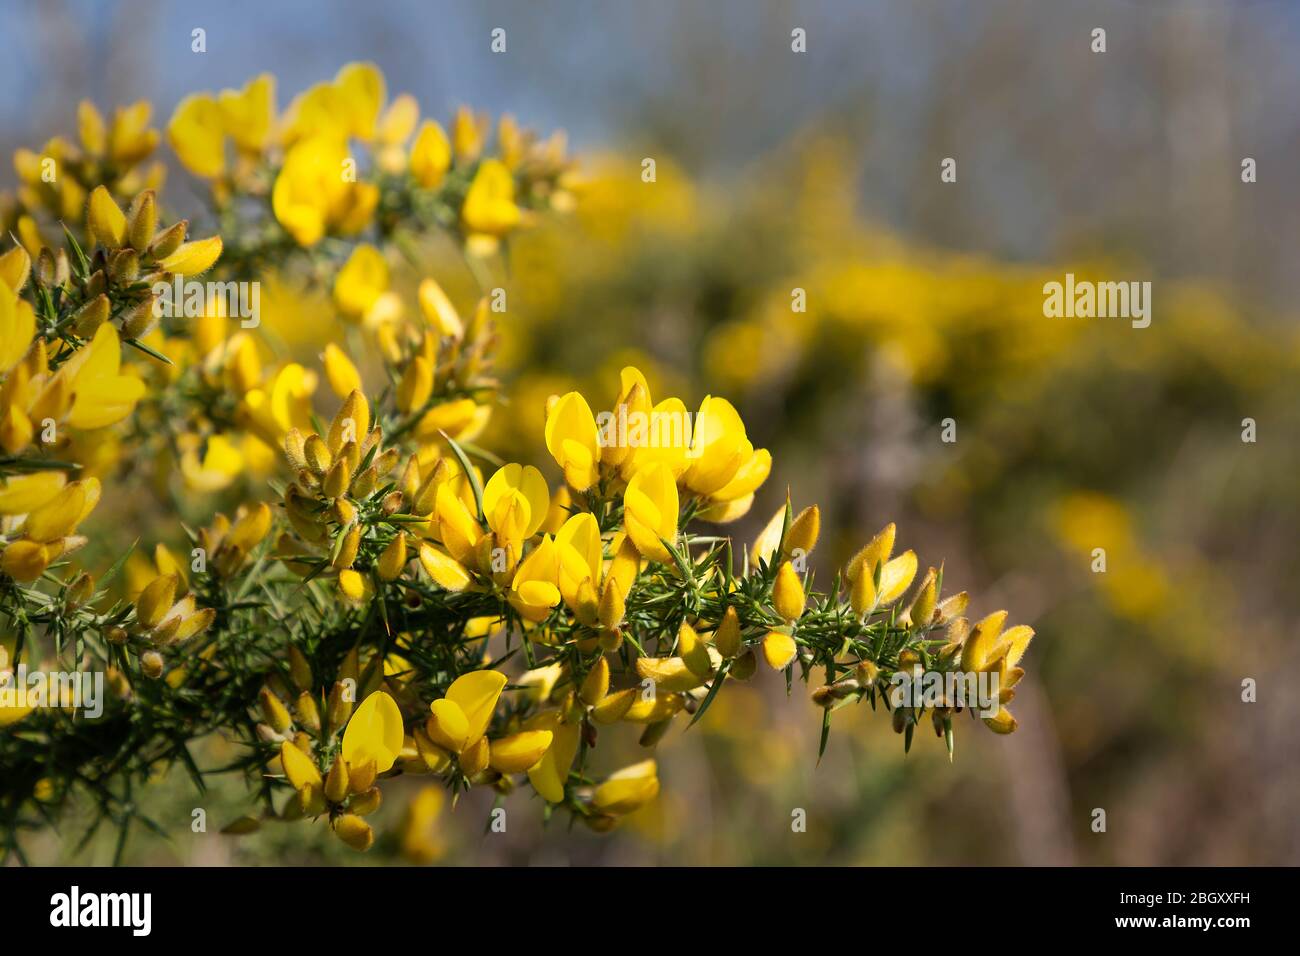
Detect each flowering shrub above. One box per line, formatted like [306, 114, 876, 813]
[0, 64, 1030, 861]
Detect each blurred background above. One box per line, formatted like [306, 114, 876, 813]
[3, 0, 1298, 865]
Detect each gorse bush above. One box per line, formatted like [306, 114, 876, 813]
[0, 63, 1031, 861]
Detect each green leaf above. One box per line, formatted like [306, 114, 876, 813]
[124, 336, 174, 366]
[441, 431, 486, 522]
[61, 222, 90, 277]
[687, 662, 729, 729]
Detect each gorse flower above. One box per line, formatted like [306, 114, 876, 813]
[0, 62, 1033, 863]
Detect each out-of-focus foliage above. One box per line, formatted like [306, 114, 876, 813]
[482, 142, 1299, 864]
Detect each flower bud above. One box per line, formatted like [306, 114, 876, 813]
[324, 758, 350, 804]
[730, 649, 757, 681]
[772, 561, 806, 622]
[377, 534, 407, 581]
[259, 687, 293, 733]
[332, 524, 361, 570]
[146, 219, 188, 260]
[784, 505, 820, 558]
[713, 606, 742, 659]
[126, 190, 157, 251]
[327, 681, 354, 733]
[579, 656, 610, 706]
[141, 651, 164, 679]
[108, 248, 139, 282]
[350, 787, 382, 816]
[332, 814, 374, 851]
[294, 692, 321, 734]
[460, 736, 490, 776]
[348, 758, 377, 794]
[71, 294, 110, 337]
[761, 631, 798, 671]
[287, 645, 313, 692]
[598, 577, 625, 630]
[119, 295, 159, 338]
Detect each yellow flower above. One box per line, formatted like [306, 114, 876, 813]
[623, 462, 679, 563]
[399, 786, 446, 864]
[105, 101, 159, 166]
[525, 711, 581, 803]
[0, 278, 36, 374]
[179, 434, 244, 492]
[410, 120, 451, 189]
[426, 670, 506, 760]
[219, 73, 275, 153]
[434, 481, 483, 565]
[272, 136, 378, 246]
[396, 357, 433, 413]
[342, 691, 405, 773]
[0, 246, 32, 294]
[508, 535, 563, 622]
[239, 362, 317, 446]
[555, 512, 602, 624]
[22, 478, 100, 542]
[682, 396, 749, 495]
[333, 244, 390, 323]
[334, 62, 386, 141]
[322, 343, 362, 398]
[591, 760, 659, 816]
[482, 463, 550, 545]
[167, 93, 227, 178]
[544, 391, 600, 491]
[417, 278, 464, 339]
[462, 158, 521, 243]
[0, 472, 66, 515]
[55, 323, 146, 429]
[488, 730, 554, 773]
[636, 654, 708, 692]
[452, 106, 485, 162]
[877, 550, 918, 605]
[0, 540, 56, 583]
[333, 814, 374, 851]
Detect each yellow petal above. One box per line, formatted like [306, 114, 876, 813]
[280, 740, 322, 789]
[877, 550, 918, 604]
[86, 186, 126, 247]
[341, 691, 405, 773]
[445, 670, 507, 745]
[761, 631, 798, 670]
[418, 543, 472, 591]
[846, 523, 896, 583]
[635, 656, 706, 692]
[410, 120, 451, 189]
[462, 158, 520, 236]
[592, 760, 659, 815]
[525, 713, 580, 803]
[426, 698, 469, 753]
[158, 236, 223, 276]
[0, 472, 66, 515]
[322, 343, 361, 398]
[488, 730, 554, 774]
[772, 561, 806, 621]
